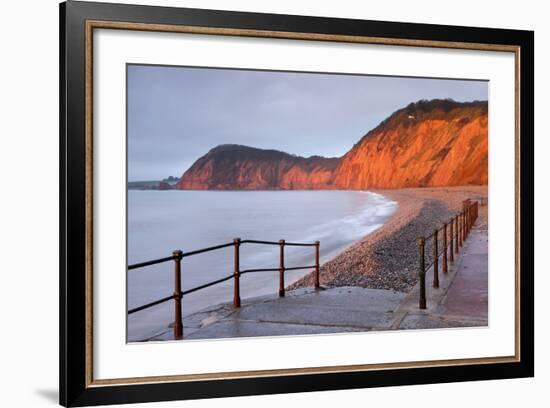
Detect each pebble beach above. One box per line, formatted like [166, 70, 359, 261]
[290, 186, 488, 293]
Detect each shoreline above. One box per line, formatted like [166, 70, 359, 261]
[289, 185, 488, 293]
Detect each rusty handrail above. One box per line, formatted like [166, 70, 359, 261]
[128, 237, 321, 338]
[128, 244, 236, 271]
[282, 242, 317, 247]
[128, 255, 176, 270]
[243, 239, 317, 247]
[240, 267, 279, 274]
[241, 239, 280, 245]
[127, 294, 175, 315]
[180, 242, 235, 258]
[416, 200, 479, 309]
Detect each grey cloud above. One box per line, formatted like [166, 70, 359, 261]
[128, 65, 487, 181]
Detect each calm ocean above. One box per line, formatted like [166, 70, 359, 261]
[127, 190, 397, 341]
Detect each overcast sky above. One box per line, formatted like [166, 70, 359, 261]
[127, 64, 488, 181]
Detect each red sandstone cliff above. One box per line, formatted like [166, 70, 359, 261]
[176, 144, 338, 190]
[176, 99, 488, 190]
[331, 99, 488, 189]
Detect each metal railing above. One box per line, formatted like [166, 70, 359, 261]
[128, 238, 321, 339]
[416, 200, 479, 309]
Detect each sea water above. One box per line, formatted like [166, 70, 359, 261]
[127, 190, 397, 341]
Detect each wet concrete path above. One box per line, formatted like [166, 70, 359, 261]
[440, 228, 488, 320]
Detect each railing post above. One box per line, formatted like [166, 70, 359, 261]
[314, 240, 320, 289]
[467, 208, 470, 236]
[464, 209, 468, 240]
[418, 238, 426, 309]
[462, 210, 466, 245]
[466, 208, 469, 237]
[449, 218, 454, 262]
[455, 215, 458, 254]
[172, 250, 183, 340]
[233, 238, 241, 308]
[442, 223, 448, 273]
[459, 212, 463, 247]
[466, 206, 470, 237]
[464, 208, 468, 237]
[433, 229, 439, 288]
[279, 239, 285, 297]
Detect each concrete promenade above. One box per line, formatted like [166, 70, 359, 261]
[147, 219, 488, 341]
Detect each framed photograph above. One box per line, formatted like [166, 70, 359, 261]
[60, 1, 534, 406]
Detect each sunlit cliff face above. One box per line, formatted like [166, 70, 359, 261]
[177, 100, 488, 190]
[176, 145, 339, 190]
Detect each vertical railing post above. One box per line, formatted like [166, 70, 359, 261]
[467, 208, 470, 236]
[442, 223, 448, 273]
[455, 215, 458, 254]
[464, 209, 468, 240]
[462, 210, 466, 245]
[465, 208, 468, 238]
[279, 239, 285, 297]
[464, 208, 468, 237]
[418, 238, 426, 309]
[314, 240, 320, 289]
[466, 206, 470, 237]
[470, 205, 473, 230]
[466, 209, 468, 238]
[233, 238, 241, 308]
[433, 229, 439, 288]
[172, 250, 183, 340]
[449, 218, 454, 262]
[459, 212, 463, 247]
